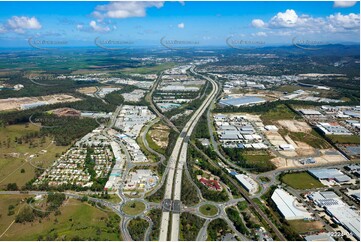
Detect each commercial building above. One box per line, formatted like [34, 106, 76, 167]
[271, 188, 312, 220]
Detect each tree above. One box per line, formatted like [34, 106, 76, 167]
[7, 183, 18, 191]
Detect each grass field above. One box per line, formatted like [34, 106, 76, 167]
[199, 204, 218, 217]
[146, 121, 169, 155]
[281, 172, 325, 189]
[122, 201, 146, 216]
[260, 104, 299, 124]
[0, 124, 69, 189]
[0, 198, 120, 241]
[280, 129, 331, 149]
[240, 150, 276, 172]
[288, 220, 324, 234]
[0, 194, 31, 239]
[327, 135, 360, 144]
[122, 62, 176, 74]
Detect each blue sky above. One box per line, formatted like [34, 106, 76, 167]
[0, 1, 359, 47]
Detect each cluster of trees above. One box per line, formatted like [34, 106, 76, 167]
[148, 209, 162, 241]
[127, 218, 148, 241]
[180, 171, 200, 206]
[207, 218, 229, 241]
[192, 113, 210, 139]
[46, 192, 66, 211]
[39, 114, 99, 146]
[180, 212, 204, 241]
[226, 207, 249, 236]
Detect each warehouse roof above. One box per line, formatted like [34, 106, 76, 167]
[271, 188, 312, 220]
[219, 96, 266, 107]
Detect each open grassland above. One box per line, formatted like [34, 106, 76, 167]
[327, 135, 360, 144]
[278, 129, 331, 149]
[122, 62, 176, 74]
[281, 172, 325, 189]
[0, 124, 69, 189]
[288, 220, 324, 234]
[0, 194, 31, 239]
[260, 104, 299, 124]
[146, 121, 169, 155]
[1, 198, 120, 241]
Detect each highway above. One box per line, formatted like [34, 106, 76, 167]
[159, 66, 219, 241]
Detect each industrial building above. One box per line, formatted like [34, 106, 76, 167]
[308, 191, 360, 240]
[219, 96, 266, 107]
[271, 188, 312, 220]
[304, 233, 335, 241]
[234, 174, 259, 194]
[308, 168, 351, 183]
[299, 109, 322, 116]
[316, 122, 353, 135]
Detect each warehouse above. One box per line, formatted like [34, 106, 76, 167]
[308, 191, 360, 240]
[299, 109, 322, 116]
[308, 168, 351, 183]
[219, 96, 266, 107]
[271, 188, 312, 220]
[235, 174, 259, 194]
[316, 122, 353, 135]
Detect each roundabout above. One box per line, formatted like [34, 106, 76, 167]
[121, 200, 146, 216]
[199, 203, 219, 217]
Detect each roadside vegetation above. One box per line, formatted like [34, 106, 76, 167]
[127, 217, 148, 241]
[206, 218, 231, 241]
[147, 209, 162, 241]
[179, 212, 204, 241]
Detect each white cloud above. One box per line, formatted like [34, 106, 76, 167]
[269, 9, 299, 28]
[251, 19, 265, 28]
[327, 12, 360, 30]
[76, 24, 83, 30]
[6, 16, 41, 33]
[252, 31, 267, 37]
[177, 22, 185, 29]
[92, 1, 164, 19]
[89, 20, 110, 32]
[0, 24, 7, 33]
[251, 9, 359, 35]
[333, 1, 357, 8]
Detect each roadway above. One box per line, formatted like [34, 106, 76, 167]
[159, 66, 219, 240]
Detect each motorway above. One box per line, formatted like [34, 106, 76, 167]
[159, 66, 219, 241]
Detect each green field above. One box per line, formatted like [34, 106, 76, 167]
[122, 62, 176, 74]
[280, 130, 331, 149]
[288, 220, 324, 234]
[0, 198, 120, 240]
[122, 201, 146, 216]
[0, 124, 69, 189]
[199, 204, 218, 217]
[260, 104, 299, 124]
[327, 135, 360, 144]
[281, 172, 325, 189]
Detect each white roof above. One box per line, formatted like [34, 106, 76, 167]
[271, 188, 312, 220]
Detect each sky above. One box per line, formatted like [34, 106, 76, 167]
[0, 1, 359, 48]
